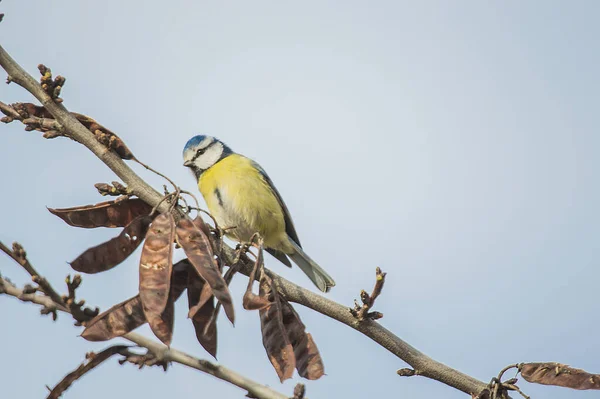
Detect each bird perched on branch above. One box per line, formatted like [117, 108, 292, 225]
[183, 135, 335, 292]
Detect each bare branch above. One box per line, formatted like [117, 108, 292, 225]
[47, 345, 130, 399]
[0, 45, 166, 210]
[0, 241, 67, 309]
[0, 276, 289, 399]
[227, 246, 489, 396]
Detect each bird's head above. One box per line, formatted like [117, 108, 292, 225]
[182, 135, 233, 177]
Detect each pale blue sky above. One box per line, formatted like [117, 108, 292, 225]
[1, 1, 599, 398]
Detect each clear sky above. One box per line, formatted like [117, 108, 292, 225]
[1, 1, 599, 398]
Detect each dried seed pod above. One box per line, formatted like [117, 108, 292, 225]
[146, 296, 175, 346]
[187, 271, 217, 358]
[81, 296, 146, 341]
[139, 213, 175, 345]
[82, 260, 190, 342]
[48, 198, 152, 228]
[176, 217, 234, 324]
[69, 215, 153, 273]
[72, 112, 135, 160]
[279, 299, 324, 380]
[258, 274, 295, 382]
[520, 362, 600, 390]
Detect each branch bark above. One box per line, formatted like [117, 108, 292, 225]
[0, 43, 489, 396]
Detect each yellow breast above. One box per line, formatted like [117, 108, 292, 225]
[198, 154, 289, 250]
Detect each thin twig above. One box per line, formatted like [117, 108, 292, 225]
[134, 158, 178, 193]
[0, 241, 67, 309]
[350, 267, 386, 321]
[47, 345, 130, 399]
[497, 364, 520, 382]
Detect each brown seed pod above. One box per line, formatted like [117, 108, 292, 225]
[139, 213, 176, 345]
[48, 198, 152, 229]
[69, 215, 153, 273]
[176, 217, 234, 324]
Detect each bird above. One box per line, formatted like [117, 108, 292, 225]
[182, 135, 335, 292]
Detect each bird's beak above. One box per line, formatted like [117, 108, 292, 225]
[183, 160, 193, 167]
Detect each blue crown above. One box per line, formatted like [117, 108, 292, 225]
[183, 135, 208, 152]
[183, 135, 233, 156]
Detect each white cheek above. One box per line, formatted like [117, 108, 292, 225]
[196, 143, 223, 170]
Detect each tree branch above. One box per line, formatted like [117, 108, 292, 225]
[0, 43, 489, 396]
[0, 45, 169, 215]
[47, 345, 131, 399]
[246, 251, 488, 395]
[0, 241, 67, 310]
[0, 276, 289, 399]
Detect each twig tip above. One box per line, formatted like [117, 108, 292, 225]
[397, 368, 417, 377]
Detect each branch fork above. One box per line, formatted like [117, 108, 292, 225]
[350, 267, 386, 321]
[473, 364, 529, 399]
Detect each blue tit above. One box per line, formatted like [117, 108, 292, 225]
[182, 135, 335, 293]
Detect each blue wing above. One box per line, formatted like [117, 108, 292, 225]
[254, 162, 302, 248]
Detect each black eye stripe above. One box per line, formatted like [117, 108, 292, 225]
[191, 143, 211, 162]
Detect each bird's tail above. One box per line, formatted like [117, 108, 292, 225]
[287, 239, 335, 293]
